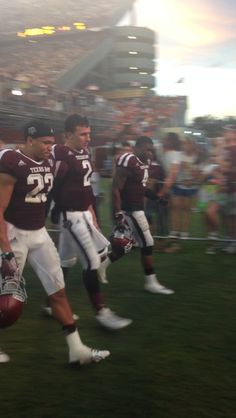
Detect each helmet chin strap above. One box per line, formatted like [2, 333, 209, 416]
[0, 274, 27, 303]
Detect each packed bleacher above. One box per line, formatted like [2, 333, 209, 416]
[0, 0, 134, 34]
[110, 96, 187, 139]
[0, 0, 187, 139]
[0, 31, 106, 88]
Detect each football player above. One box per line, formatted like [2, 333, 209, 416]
[110, 135, 174, 294]
[0, 120, 110, 365]
[45, 114, 132, 331]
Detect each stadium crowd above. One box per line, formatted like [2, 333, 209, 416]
[0, 29, 109, 90]
[0, 0, 132, 34]
[142, 129, 236, 255]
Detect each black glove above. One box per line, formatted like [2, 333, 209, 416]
[50, 205, 61, 225]
[145, 188, 158, 200]
[159, 197, 169, 206]
[1, 252, 19, 280]
[114, 211, 126, 228]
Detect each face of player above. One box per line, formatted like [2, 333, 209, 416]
[137, 143, 154, 163]
[69, 125, 91, 151]
[30, 136, 55, 161]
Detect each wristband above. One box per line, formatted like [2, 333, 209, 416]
[1, 252, 15, 260]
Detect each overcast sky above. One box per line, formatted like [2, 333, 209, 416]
[133, 0, 236, 121]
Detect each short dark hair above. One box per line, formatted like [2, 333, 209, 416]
[65, 114, 89, 133]
[164, 132, 181, 151]
[135, 136, 153, 148]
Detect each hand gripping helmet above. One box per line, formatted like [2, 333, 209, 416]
[0, 274, 27, 328]
[109, 224, 134, 257]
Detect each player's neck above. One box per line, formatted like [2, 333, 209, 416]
[66, 141, 83, 153]
[21, 147, 42, 162]
[135, 151, 146, 163]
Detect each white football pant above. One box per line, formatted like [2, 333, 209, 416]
[6, 222, 65, 295]
[58, 210, 110, 270]
[124, 210, 154, 248]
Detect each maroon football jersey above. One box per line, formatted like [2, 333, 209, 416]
[0, 149, 54, 230]
[51, 144, 94, 211]
[148, 161, 164, 181]
[116, 152, 149, 211]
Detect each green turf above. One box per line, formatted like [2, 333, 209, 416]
[0, 179, 235, 418]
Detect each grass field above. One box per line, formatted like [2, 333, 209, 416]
[0, 179, 235, 418]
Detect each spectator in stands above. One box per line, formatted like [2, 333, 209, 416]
[171, 137, 200, 240]
[197, 152, 225, 254]
[145, 149, 168, 251]
[158, 132, 182, 252]
[221, 125, 236, 253]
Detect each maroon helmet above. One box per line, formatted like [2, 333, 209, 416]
[0, 275, 27, 329]
[110, 224, 134, 257]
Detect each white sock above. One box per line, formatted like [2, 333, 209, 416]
[103, 256, 111, 269]
[145, 274, 161, 285]
[208, 231, 218, 240]
[65, 330, 85, 353]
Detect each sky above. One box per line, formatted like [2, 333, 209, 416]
[133, 0, 236, 122]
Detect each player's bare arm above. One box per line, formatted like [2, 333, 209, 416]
[158, 163, 180, 197]
[88, 204, 99, 229]
[112, 166, 129, 213]
[0, 173, 16, 252]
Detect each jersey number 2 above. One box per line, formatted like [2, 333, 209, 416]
[25, 173, 54, 203]
[82, 160, 92, 186]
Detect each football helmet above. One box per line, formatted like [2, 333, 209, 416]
[0, 274, 27, 328]
[110, 224, 134, 256]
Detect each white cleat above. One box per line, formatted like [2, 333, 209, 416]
[97, 257, 110, 284]
[223, 244, 236, 254]
[69, 345, 110, 365]
[96, 307, 132, 330]
[0, 349, 10, 363]
[205, 246, 216, 255]
[144, 275, 174, 295]
[42, 306, 79, 321]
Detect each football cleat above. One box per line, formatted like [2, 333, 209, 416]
[144, 275, 174, 295]
[0, 348, 10, 363]
[95, 307, 132, 330]
[222, 243, 236, 254]
[0, 273, 27, 328]
[69, 345, 110, 365]
[205, 246, 217, 255]
[109, 224, 134, 257]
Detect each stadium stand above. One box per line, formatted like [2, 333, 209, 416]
[0, 31, 106, 88]
[0, 0, 186, 146]
[0, 0, 134, 34]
